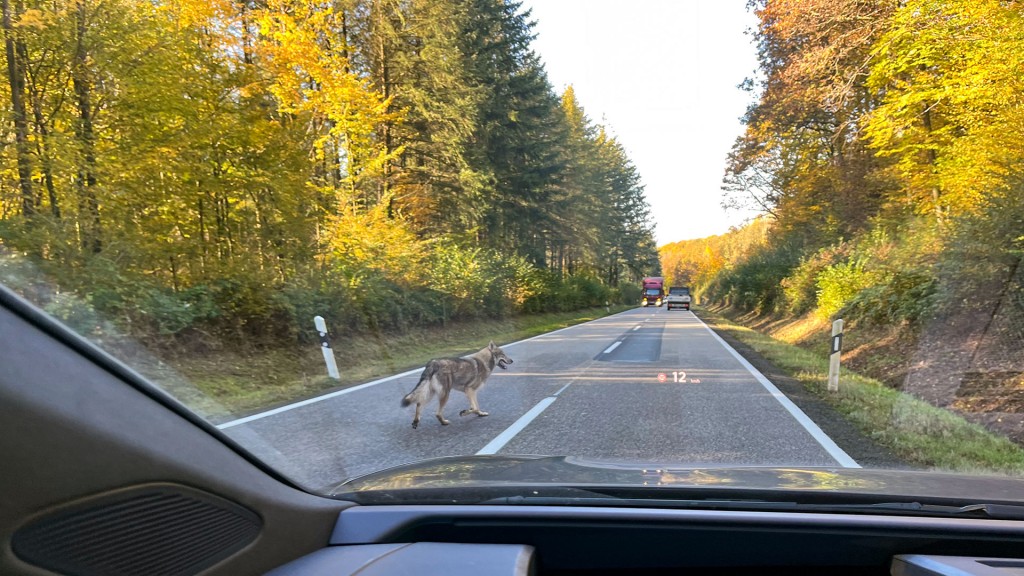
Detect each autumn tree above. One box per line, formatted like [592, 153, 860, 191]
[726, 0, 896, 247]
[0, 0, 660, 342]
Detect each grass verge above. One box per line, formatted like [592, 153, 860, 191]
[166, 305, 632, 421]
[699, 305, 1024, 474]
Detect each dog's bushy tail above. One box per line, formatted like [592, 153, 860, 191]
[400, 391, 416, 407]
[401, 361, 437, 407]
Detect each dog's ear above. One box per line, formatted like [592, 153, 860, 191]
[488, 340, 496, 349]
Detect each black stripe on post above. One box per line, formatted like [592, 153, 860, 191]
[831, 332, 843, 355]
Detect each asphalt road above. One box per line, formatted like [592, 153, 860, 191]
[219, 308, 857, 489]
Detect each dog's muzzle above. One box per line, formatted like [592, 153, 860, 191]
[498, 358, 512, 370]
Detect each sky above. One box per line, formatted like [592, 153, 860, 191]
[519, 0, 763, 246]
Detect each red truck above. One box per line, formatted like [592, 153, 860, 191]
[641, 277, 664, 307]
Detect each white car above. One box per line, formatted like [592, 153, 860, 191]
[665, 286, 692, 310]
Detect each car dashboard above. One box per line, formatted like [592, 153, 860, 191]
[264, 502, 1024, 575]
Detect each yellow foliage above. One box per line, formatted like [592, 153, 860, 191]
[158, 0, 235, 30]
[660, 217, 773, 296]
[255, 0, 403, 188]
[15, 9, 47, 29]
[325, 200, 425, 288]
[866, 0, 1024, 218]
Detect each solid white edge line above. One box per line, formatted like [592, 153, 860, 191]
[476, 396, 557, 455]
[217, 368, 421, 429]
[692, 312, 861, 469]
[217, 308, 640, 429]
[602, 341, 622, 354]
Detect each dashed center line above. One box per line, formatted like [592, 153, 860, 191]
[632, 325, 640, 331]
[603, 341, 622, 354]
[476, 379, 577, 456]
[475, 397, 556, 455]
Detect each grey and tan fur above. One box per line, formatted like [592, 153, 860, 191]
[401, 341, 513, 428]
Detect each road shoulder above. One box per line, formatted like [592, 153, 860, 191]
[697, 309, 910, 469]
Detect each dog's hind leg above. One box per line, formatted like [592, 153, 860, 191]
[459, 388, 489, 417]
[412, 401, 423, 429]
[435, 386, 451, 426]
[412, 381, 436, 429]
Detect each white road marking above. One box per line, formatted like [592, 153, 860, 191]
[477, 374, 581, 455]
[476, 396, 557, 455]
[691, 312, 860, 468]
[632, 325, 640, 331]
[217, 308, 641, 429]
[602, 341, 622, 354]
[217, 368, 422, 429]
[501, 323, 581, 348]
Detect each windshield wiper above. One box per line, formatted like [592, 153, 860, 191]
[801, 502, 1024, 519]
[951, 503, 1024, 520]
[480, 495, 801, 510]
[479, 496, 1024, 520]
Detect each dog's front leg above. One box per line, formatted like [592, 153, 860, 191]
[460, 389, 488, 417]
[435, 388, 451, 426]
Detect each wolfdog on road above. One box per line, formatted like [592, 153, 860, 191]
[401, 341, 513, 429]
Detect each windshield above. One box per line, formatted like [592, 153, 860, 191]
[2, 0, 1024, 501]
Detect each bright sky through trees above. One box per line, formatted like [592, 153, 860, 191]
[522, 0, 762, 244]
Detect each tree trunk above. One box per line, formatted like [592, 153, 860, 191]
[239, 0, 253, 65]
[921, 103, 943, 222]
[375, 2, 392, 206]
[198, 194, 207, 270]
[30, 91, 59, 218]
[73, 0, 101, 253]
[2, 0, 34, 218]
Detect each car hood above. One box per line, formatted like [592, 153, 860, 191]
[329, 454, 1024, 504]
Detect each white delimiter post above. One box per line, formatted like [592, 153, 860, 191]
[827, 319, 844, 392]
[314, 315, 341, 380]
